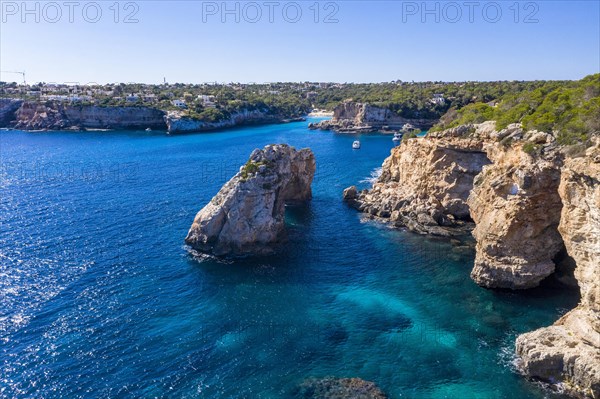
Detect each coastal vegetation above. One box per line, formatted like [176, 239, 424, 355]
[431, 74, 600, 145]
[2, 75, 598, 133]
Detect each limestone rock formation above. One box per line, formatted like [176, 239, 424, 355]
[343, 123, 493, 237]
[344, 121, 572, 289]
[185, 144, 315, 256]
[311, 100, 435, 133]
[13, 101, 69, 130]
[63, 105, 167, 130]
[1, 100, 303, 132]
[516, 142, 600, 398]
[467, 142, 565, 289]
[340, 119, 599, 395]
[7, 101, 167, 130]
[295, 377, 388, 399]
[165, 109, 305, 134]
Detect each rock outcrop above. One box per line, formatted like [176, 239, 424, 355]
[468, 136, 565, 289]
[516, 142, 600, 398]
[185, 144, 315, 256]
[345, 122, 575, 289]
[343, 123, 493, 237]
[295, 377, 388, 399]
[12, 101, 69, 130]
[310, 100, 435, 133]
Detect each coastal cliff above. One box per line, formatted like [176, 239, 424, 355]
[343, 122, 493, 237]
[310, 100, 436, 133]
[343, 122, 575, 287]
[516, 143, 600, 398]
[8, 101, 167, 130]
[0, 100, 305, 133]
[165, 109, 303, 134]
[468, 131, 565, 289]
[343, 123, 599, 396]
[185, 144, 315, 256]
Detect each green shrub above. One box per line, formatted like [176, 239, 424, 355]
[402, 131, 418, 143]
[500, 136, 513, 148]
[240, 160, 271, 180]
[522, 142, 539, 155]
[431, 74, 599, 145]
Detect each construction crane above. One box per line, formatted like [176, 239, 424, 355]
[1, 71, 26, 85]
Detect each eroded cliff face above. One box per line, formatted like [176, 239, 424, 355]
[346, 122, 572, 289]
[0, 98, 23, 125]
[13, 101, 69, 130]
[343, 122, 493, 237]
[468, 135, 565, 289]
[164, 109, 289, 134]
[63, 106, 167, 129]
[7, 101, 167, 130]
[343, 122, 598, 396]
[311, 100, 436, 133]
[185, 144, 315, 256]
[516, 143, 600, 398]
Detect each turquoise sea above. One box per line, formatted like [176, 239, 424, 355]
[0, 119, 578, 398]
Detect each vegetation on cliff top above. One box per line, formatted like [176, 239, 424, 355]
[3, 76, 598, 133]
[311, 80, 558, 120]
[431, 74, 600, 145]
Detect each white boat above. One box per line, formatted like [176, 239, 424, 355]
[352, 140, 361, 149]
[392, 132, 402, 142]
[145, 128, 152, 132]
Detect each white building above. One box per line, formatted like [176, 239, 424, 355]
[431, 93, 446, 105]
[172, 99, 187, 108]
[198, 95, 216, 107]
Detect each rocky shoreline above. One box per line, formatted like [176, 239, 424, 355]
[342, 121, 600, 397]
[516, 148, 600, 398]
[0, 99, 306, 134]
[309, 100, 436, 133]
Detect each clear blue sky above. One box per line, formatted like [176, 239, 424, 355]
[1, 1, 599, 83]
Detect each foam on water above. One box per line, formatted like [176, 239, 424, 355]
[359, 166, 383, 185]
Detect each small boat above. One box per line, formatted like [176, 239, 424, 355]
[392, 132, 403, 142]
[145, 127, 152, 132]
[352, 140, 361, 149]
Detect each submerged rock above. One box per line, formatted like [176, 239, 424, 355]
[516, 142, 600, 398]
[185, 144, 315, 256]
[296, 377, 388, 399]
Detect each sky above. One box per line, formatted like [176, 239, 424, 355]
[1, 0, 599, 84]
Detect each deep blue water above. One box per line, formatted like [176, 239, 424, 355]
[0, 120, 578, 398]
